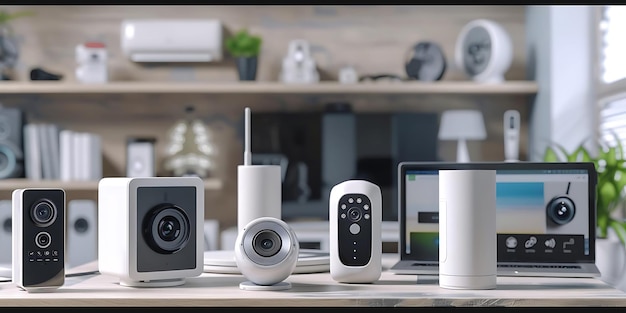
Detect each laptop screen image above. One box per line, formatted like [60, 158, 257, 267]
[392, 161, 600, 277]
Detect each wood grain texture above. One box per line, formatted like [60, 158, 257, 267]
[0, 5, 530, 230]
[0, 81, 538, 94]
[0, 255, 623, 307]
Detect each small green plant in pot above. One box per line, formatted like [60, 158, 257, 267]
[225, 29, 262, 81]
[543, 134, 626, 248]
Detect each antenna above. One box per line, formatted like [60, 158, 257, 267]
[244, 107, 251, 166]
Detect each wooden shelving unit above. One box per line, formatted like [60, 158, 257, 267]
[0, 81, 539, 95]
[0, 178, 223, 191]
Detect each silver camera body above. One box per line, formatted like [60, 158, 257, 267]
[234, 217, 299, 290]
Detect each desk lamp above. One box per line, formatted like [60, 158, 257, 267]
[438, 109, 486, 163]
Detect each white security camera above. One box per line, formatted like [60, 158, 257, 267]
[98, 177, 204, 287]
[234, 217, 299, 291]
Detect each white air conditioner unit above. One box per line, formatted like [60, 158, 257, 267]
[121, 19, 223, 63]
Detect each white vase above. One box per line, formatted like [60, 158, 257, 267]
[595, 229, 626, 288]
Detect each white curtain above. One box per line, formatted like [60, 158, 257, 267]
[598, 5, 626, 147]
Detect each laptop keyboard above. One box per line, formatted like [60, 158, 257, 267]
[497, 264, 582, 269]
[411, 263, 582, 269]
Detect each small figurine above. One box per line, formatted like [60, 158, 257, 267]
[75, 42, 108, 83]
[279, 39, 319, 84]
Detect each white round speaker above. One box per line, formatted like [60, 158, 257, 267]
[235, 217, 299, 290]
[455, 19, 513, 83]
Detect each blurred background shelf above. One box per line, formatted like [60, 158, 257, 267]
[0, 81, 539, 95]
[0, 178, 223, 191]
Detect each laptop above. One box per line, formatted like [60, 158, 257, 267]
[390, 161, 601, 278]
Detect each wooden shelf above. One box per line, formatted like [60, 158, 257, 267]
[0, 178, 223, 191]
[0, 81, 539, 95]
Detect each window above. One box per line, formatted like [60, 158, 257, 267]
[597, 5, 626, 147]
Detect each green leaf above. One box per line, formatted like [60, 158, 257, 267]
[572, 145, 592, 162]
[225, 29, 262, 57]
[543, 146, 560, 162]
[0, 10, 34, 25]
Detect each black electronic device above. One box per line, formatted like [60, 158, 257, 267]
[547, 182, 576, 226]
[12, 188, 65, 291]
[404, 41, 447, 81]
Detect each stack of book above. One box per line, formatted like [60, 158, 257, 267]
[23, 123, 102, 181]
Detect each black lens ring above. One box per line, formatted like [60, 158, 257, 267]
[547, 196, 576, 225]
[143, 203, 191, 254]
[30, 199, 57, 227]
[252, 229, 282, 258]
[35, 231, 51, 249]
[347, 206, 362, 222]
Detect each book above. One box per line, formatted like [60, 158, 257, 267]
[59, 129, 74, 181]
[23, 124, 41, 180]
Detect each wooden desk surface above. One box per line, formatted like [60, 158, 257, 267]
[0, 254, 624, 307]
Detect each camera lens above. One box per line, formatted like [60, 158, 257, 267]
[547, 197, 576, 225]
[35, 231, 51, 249]
[30, 200, 57, 227]
[261, 238, 273, 250]
[74, 218, 89, 234]
[252, 229, 282, 257]
[143, 204, 190, 254]
[158, 216, 181, 242]
[347, 207, 362, 222]
[3, 218, 10, 233]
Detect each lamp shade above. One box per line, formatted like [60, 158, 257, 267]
[438, 110, 487, 140]
[438, 109, 487, 163]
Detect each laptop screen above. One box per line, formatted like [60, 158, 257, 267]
[399, 162, 597, 264]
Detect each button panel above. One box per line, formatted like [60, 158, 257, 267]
[27, 250, 60, 263]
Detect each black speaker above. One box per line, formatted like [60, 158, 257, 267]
[0, 107, 24, 179]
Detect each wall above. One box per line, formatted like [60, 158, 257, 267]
[0, 5, 530, 231]
[526, 5, 595, 161]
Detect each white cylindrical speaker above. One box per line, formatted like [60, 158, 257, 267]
[237, 165, 282, 236]
[439, 169, 496, 290]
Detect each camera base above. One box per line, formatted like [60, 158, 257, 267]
[239, 280, 291, 291]
[120, 278, 186, 288]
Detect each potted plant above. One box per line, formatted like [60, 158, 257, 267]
[543, 133, 626, 285]
[225, 29, 262, 81]
[0, 10, 33, 80]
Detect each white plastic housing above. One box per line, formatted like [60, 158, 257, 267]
[234, 217, 299, 286]
[329, 180, 382, 283]
[503, 110, 521, 162]
[97, 177, 204, 285]
[67, 199, 98, 269]
[454, 19, 513, 83]
[121, 19, 223, 62]
[279, 39, 320, 84]
[439, 170, 497, 290]
[75, 43, 108, 84]
[237, 165, 282, 237]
